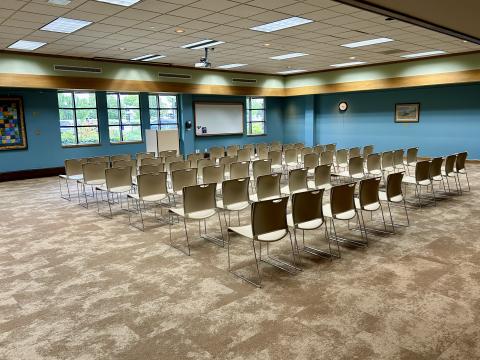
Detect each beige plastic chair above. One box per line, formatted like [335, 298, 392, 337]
[303, 153, 319, 175]
[170, 160, 191, 173]
[159, 150, 177, 158]
[270, 143, 282, 152]
[141, 157, 164, 167]
[217, 177, 250, 226]
[257, 146, 269, 160]
[393, 149, 405, 171]
[226, 145, 239, 157]
[284, 148, 298, 171]
[429, 157, 445, 199]
[354, 177, 385, 242]
[227, 196, 298, 287]
[323, 182, 367, 247]
[294, 143, 305, 150]
[203, 164, 225, 192]
[313, 144, 325, 155]
[455, 151, 470, 192]
[139, 164, 165, 175]
[256, 143, 269, 154]
[442, 154, 461, 194]
[111, 154, 131, 162]
[335, 149, 348, 171]
[230, 161, 250, 180]
[136, 152, 155, 166]
[308, 164, 332, 191]
[243, 144, 255, 160]
[325, 143, 336, 153]
[164, 155, 184, 172]
[77, 162, 108, 208]
[379, 171, 409, 232]
[381, 151, 395, 182]
[320, 150, 334, 166]
[196, 158, 215, 182]
[402, 160, 435, 207]
[287, 188, 339, 261]
[404, 147, 418, 174]
[268, 150, 283, 173]
[170, 168, 197, 205]
[209, 146, 224, 162]
[127, 172, 170, 231]
[219, 156, 237, 178]
[366, 153, 382, 177]
[187, 153, 204, 168]
[237, 148, 251, 162]
[349, 147, 361, 158]
[348, 156, 365, 180]
[59, 158, 87, 200]
[300, 147, 313, 163]
[169, 183, 224, 255]
[251, 173, 281, 202]
[362, 145, 374, 159]
[88, 155, 110, 164]
[283, 143, 295, 151]
[112, 159, 137, 182]
[95, 166, 132, 218]
[252, 159, 272, 189]
[281, 168, 308, 195]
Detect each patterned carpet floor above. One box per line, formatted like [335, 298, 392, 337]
[1, 167, 480, 360]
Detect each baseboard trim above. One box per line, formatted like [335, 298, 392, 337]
[0, 167, 64, 182]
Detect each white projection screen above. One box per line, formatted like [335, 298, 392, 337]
[194, 102, 244, 136]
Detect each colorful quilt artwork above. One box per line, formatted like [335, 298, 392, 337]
[0, 97, 27, 150]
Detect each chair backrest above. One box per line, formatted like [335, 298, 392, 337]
[257, 146, 269, 160]
[159, 150, 177, 158]
[283, 143, 295, 151]
[252, 197, 288, 237]
[386, 172, 404, 201]
[209, 146, 224, 161]
[110, 154, 131, 162]
[222, 177, 250, 207]
[415, 160, 431, 182]
[284, 148, 298, 164]
[105, 166, 132, 190]
[187, 153, 203, 168]
[139, 164, 164, 175]
[183, 183, 216, 215]
[113, 159, 136, 178]
[243, 144, 255, 159]
[381, 151, 394, 169]
[444, 154, 456, 175]
[288, 168, 308, 194]
[172, 168, 197, 193]
[367, 153, 381, 173]
[325, 143, 336, 153]
[141, 157, 163, 166]
[64, 159, 85, 177]
[164, 155, 184, 171]
[256, 143, 268, 152]
[363, 145, 374, 158]
[230, 161, 250, 180]
[270, 143, 282, 152]
[393, 149, 404, 166]
[456, 151, 467, 172]
[256, 173, 281, 201]
[253, 159, 272, 181]
[203, 165, 225, 184]
[291, 189, 324, 225]
[268, 150, 282, 166]
[170, 160, 190, 173]
[237, 148, 251, 162]
[320, 150, 333, 166]
[313, 144, 324, 154]
[294, 143, 305, 149]
[226, 145, 239, 157]
[349, 147, 361, 158]
[137, 172, 168, 199]
[301, 147, 313, 158]
[430, 157, 443, 178]
[303, 153, 319, 170]
[136, 152, 155, 160]
[330, 183, 356, 218]
[336, 149, 348, 165]
[349, 156, 364, 176]
[314, 164, 331, 188]
[406, 147, 418, 164]
[219, 156, 237, 175]
[197, 158, 215, 178]
[82, 162, 108, 183]
[358, 177, 381, 209]
[88, 155, 110, 164]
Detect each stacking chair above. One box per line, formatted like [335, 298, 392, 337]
[404, 147, 418, 174]
[187, 153, 204, 168]
[281, 168, 308, 195]
[139, 164, 164, 175]
[219, 156, 237, 179]
[95, 166, 132, 218]
[287, 189, 339, 262]
[320, 150, 334, 166]
[170, 168, 197, 205]
[294, 143, 305, 150]
[243, 144, 255, 160]
[227, 196, 298, 287]
[226, 145, 239, 157]
[313, 144, 325, 155]
[251, 173, 281, 202]
[283, 143, 295, 151]
[230, 161, 250, 180]
[170, 160, 190, 173]
[308, 164, 332, 191]
[403, 160, 435, 207]
[348, 156, 365, 180]
[196, 158, 215, 183]
[203, 164, 225, 193]
[429, 157, 445, 198]
[217, 177, 250, 226]
[300, 147, 313, 163]
[136, 152, 154, 167]
[303, 153, 319, 176]
[381, 151, 395, 183]
[325, 143, 336, 153]
[393, 149, 405, 171]
[366, 153, 382, 178]
[237, 148, 251, 162]
[159, 150, 177, 158]
[209, 146, 224, 162]
[323, 182, 367, 247]
[455, 151, 470, 192]
[169, 183, 224, 255]
[442, 154, 461, 194]
[252, 159, 272, 189]
[127, 172, 170, 231]
[141, 157, 163, 167]
[111, 154, 131, 162]
[349, 147, 361, 158]
[88, 155, 110, 164]
[271, 140, 281, 147]
[270, 143, 282, 152]
[354, 177, 386, 240]
[164, 155, 184, 172]
[257, 146, 269, 160]
[362, 145, 374, 159]
[59, 158, 86, 201]
[379, 172, 409, 232]
[77, 162, 108, 208]
[284, 148, 298, 172]
[335, 149, 348, 172]
[268, 150, 283, 173]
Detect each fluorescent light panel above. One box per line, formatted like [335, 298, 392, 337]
[401, 50, 446, 58]
[130, 54, 165, 61]
[142, 55, 166, 61]
[8, 40, 46, 50]
[95, 0, 140, 6]
[41, 17, 92, 33]
[277, 69, 306, 75]
[217, 64, 247, 69]
[341, 37, 393, 48]
[250, 17, 313, 32]
[270, 52, 308, 60]
[181, 39, 224, 50]
[330, 61, 367, 67]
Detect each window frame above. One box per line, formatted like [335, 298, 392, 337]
[58, 90, 100, 147]
[107, 92, 143, 144]
[148, 93, 179, 131]
[246, 96, 266, 136]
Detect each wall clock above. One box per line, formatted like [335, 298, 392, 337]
[339, 101, 348, 112]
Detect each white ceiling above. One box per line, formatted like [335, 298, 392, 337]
[0, 0, 478, 74]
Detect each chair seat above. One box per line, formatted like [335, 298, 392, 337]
[432, 175, 443, 181]
[60, 174, 83, 181]
[382, 166, 394, 172]
[307, 181, 331, 191]
[216, 200, 250, 211]
[336, 170, 350, 177]
[128, 193, 168, 202]
[403, 176, 430, 186]
[322, 204, 356, 220]
[271, 164, 283, 171]
[354, 198, 380, 211]
[442, 170, 455, 177]
[281, 185, 308, 195]
[337, 162, 348, 168]
[378, 191, 403, 203]
[368, 169, 382, 176]
[285, 162, 297, 167]
[228, 224, 288, 242]
[350, 172, 364, 179]
[170, 207, 216, 220]
[287, 214, 324, 230]
[80, 179, 105, 186]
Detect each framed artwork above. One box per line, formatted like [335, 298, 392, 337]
[0, 97, 27, 150]
[395, 103, 420, 123]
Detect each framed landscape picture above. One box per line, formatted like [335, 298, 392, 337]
[395, 103, 420, 123]
[0, 97, 27, 150]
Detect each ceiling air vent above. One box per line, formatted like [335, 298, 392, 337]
[158, 72, 192, 79]
[378, 49, 405, 55]
[232, 78, 257, 84]
[54, 65, 102, 73]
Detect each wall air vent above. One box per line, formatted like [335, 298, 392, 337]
[232, 78, 257, 84]
[158, 72, 192, 79]
[54, 65, 102, 73]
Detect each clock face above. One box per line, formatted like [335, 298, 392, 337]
[339, 101, 348, 112]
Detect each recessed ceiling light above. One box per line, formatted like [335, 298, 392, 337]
[349, 56, 356, 60]
[95, 0, 140, 6]
[130, 54, 154, 61]
[181, 39, 224, 50]
[175, 29, 185, 33]
[341, 37, 394, 48]
[277, 69, 307, 75]
[119, 47, 126, 50]
[264, 43, 270, 47]
[48, 0, 71, 5]
[8, 40, 47, 51]
[250, 17, 313, 33]
[463, 40, 468, 43]
[270, 52, 308, 60]
[401, 50, 447, 58]
[41, 17, 92, 33]
[216, 64, 247, 69]
[330, 61, 367, 67]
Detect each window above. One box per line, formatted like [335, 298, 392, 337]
[246, 97, 266, 135]
[107, 92, 142, 143]
[148, 94, 178, 130]
[58, 91, 99, 146]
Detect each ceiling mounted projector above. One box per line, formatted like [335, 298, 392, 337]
[195, 48, 213, 68]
